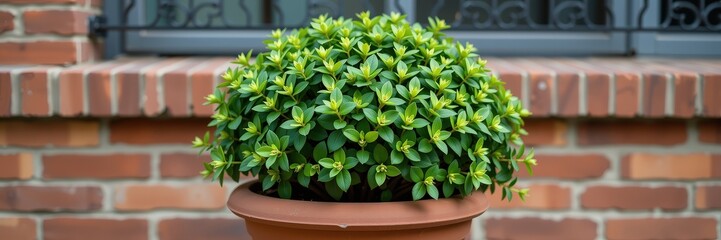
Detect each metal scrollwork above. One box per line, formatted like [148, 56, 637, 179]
[98, 0, 721, 33]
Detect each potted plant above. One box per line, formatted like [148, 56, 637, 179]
[194, 12, 535, 240]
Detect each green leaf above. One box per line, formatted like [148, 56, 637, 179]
[278, 181, 291, 199]
[435, 140, 448, 154]
[318, 158, 334, 168]
[410, 166, 423, 182]
[278, 154, 289, 171]
[357, 150, 370, 164]
[266, 130, 280, 147]
[343, 128, 361, 142]
[333, 119, 347, 129]
[365, 131, 379, 143]
[313, 142, 328, 161]
[363, 108, 378, 123]
[427, 184, 439, 199]
[412, 182, 426, 200]
[443, 180, 455, 198]
[390, 150, 404, 164]
[229, 117, 242, 130]
[375, 171, 386, 186]
[418, 139, 433, 153]
[336, 169, 351, 192]
[377, 126, 394, 143]
[327, 130, 346, 152]
[405, 149, 421, 162]
[446, 137, 462, 155]
[386, 165, 401, 176]
[373, 145, 389, 164]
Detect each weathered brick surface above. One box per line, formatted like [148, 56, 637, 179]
[0, 11, 13, 33]
[43, 154, 151, 179]
[0, 153, 33, 179]
[110, 118, 208, 145]
[0, 218, 36, 240]
[485, 218, 597, 240]
[488, 185, 571, 210]
[606, 218, 717, 240]
[696, 185, 721, 210]
[160, 153, 210, 178]
[0, 41, 80, 65]
[581, 186, 687, 211]
[0, 120, 99, 147]
[699, 120, 721, 144]
[614, 73, 640, 117]
[23, 10, 88, 35]
[517, 154, 609, 179]
[114, 184, 225, 211]
[622, 153, 721, 180]
[0, 186, 102, 211]
[158, 218, 251, 240]
[523, 119, 567, 146]
[44, 218, 148, 240]
[19, 68, 52, 116]
[577, 120, 687, 146]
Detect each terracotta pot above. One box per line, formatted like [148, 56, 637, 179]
[227, 180, 489, 240]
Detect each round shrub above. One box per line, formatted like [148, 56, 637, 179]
[194, 12, 535, 202]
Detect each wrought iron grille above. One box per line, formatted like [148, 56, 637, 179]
[92, 0, 721, 56]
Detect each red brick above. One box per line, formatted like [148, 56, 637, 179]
[0, 11, 13, 33]
[699, 120, 721, 144]
[110, 118, 209, 145]
[0, 153, 33, 179]
[19, 68, 51, 116]
[523, 119, 567, 146]
[587, 73, 610, 116]
[0, 120, 99, 147]
[0, 218, 36, 240]
[23, 10, 88, 35]
[615, 73, 640, 117]
[58, 67, 84, 116]
[79, 40, 101, 62]
[529, 74, 552, 116]
[485, 218, 597, 240]
[115, 59, 157, 116]
[581, 186, 687, 211]
[499, 72, 522, 102]
[674, 74, 697, 118]
[114, 184, 225, 211]
[606, 218, 717, 240]
[517, 154, 609, 179]
[0, 186, 102, 211]
[158, 218, 250, 240]
[0, 71, 12, 116]
[642, 73, 667, 117]
[555, 73, 579, 117]
[44, 218, 147, 240]
[86, 61, 133, 116]
[164, 59, 209, 116]
[191, 58, 229, 117]
[160, 153, 209, 178]
[702, 74, 721, 117]
[696, 185, 721, 210]
[43, 154, 150, 179]
[142, 58, 187, 116]
[488, 185, 571, 210]
[577, 120, 686, 146]
[622, 153, 721, 180]
[0, 41, 79, 65]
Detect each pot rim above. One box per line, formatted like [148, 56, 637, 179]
[227, 180, 489, 231]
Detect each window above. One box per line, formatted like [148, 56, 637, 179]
[97, 0, 721, 57]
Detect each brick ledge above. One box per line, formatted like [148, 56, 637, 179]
[0, 57, 719, 118]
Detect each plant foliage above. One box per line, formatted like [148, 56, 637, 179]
[194, 12, 535, 202]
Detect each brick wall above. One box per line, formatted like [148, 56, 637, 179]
[1, 56, 720, 240]
[0, 0, 101, 65]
